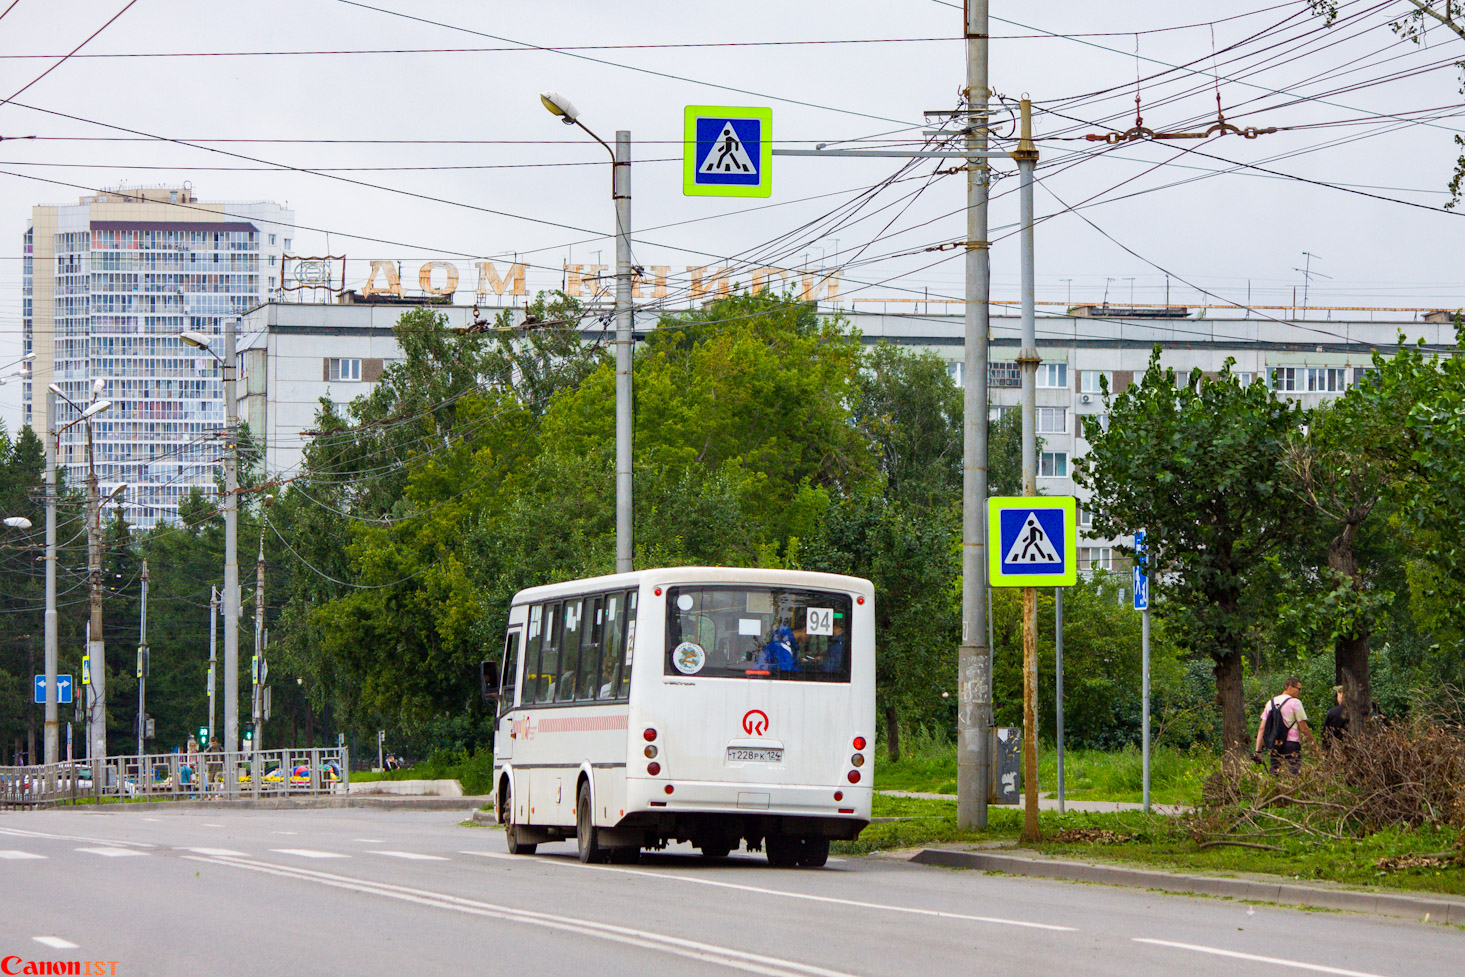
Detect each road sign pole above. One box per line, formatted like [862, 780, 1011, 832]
[1014, 97, 1041, 844]
[1055, 588, 1065, 815]
[957, 0, 994, 833]
[1143, 602, 1151, 813]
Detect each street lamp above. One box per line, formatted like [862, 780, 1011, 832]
[540, 90, 634, 573]
[3, 516, 31, 529]
[48, 382, 112, 774]
[181, 319, 241, 774]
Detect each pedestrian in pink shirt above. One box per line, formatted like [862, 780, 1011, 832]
[1254, 676, 1314, 774]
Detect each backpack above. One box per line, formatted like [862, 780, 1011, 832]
[1262, 695, 1296, 751]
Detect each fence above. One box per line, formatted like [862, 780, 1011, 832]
[0, 747, 350, 808]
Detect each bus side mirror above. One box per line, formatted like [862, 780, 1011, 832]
[481, 660, 500, 703]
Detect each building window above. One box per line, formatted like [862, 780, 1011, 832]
[1079, 505, 1093, 528]
[1039, 451, 1068, 478]
[1082, 413, 1110, 437]
[1234, 371, 1253, 386]
[1080, 370, 1110, 394]
[327, 357, 362, 381]
[1079, 546, 1112, 571]
[947, 361, 962, 387]
[1353, 367, 1378, 388]
[1038, 363, 1068, 388]
[283, 238, 292, 250]
[989, 404, 1015, 422]
[988, 362, 1020, 388]
[1037, 407, 1067, 433]
[268, 234, 277, 246]
[1270, 367, 1299, 392]
[1306, 367, 1346, 392]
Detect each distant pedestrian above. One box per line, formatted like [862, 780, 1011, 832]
[1254, 676, 1314, 774]
[1322, 686, 1348, 751]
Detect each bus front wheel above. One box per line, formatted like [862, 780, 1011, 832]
[502, 782, 537, 856]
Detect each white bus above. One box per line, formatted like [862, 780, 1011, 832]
[485, 566, 875, 867]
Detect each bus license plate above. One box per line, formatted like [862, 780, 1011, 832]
[727, 747, 783, 763]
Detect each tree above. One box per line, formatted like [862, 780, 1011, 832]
[1075, 354, 1305, 758]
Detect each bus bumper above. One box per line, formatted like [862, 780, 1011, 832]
[625, 777, 872, 821]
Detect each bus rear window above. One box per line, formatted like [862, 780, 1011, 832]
[664, 586, 851, 682]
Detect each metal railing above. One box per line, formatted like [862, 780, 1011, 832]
[0, 747, 350, 808]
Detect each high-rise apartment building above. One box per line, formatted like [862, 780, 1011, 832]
[23, 187, 294, 528]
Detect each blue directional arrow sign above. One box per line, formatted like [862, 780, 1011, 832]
[1133, 530, 1149, 610]
[987, 496, 1078, 587]
[34, 674, 74, 704]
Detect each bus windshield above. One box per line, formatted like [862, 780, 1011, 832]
[664, 585, 851, 682]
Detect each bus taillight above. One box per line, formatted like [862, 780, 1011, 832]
[852, 736, 866, 751]
[643, 728, 658, 742]
[647, 761, 661, 776]
[847, 770, 861, 784]
[644, 744, 658, 759]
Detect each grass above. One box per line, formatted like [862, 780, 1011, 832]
[836, 793, 1465, 897]
[874, 737, 1216, 807]
[349, 749, 496, 795]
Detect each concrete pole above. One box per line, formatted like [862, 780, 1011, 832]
[136, 560, 148, 757]
[957, 0, 994, 832]
[43, 389, 58, 766]
[85, 420, 106, 775]
[253, 521, 266, 754]
[613, 130, 633, 574]
[223, 315, 240, 778]
[1015, 98, 1041, 844]
[208, 586, 217, 745]
[1055, 587, 1065, 815]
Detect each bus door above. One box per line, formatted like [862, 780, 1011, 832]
[496, 628, 522, 761]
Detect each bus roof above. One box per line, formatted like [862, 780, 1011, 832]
[510, 566, 874, 605]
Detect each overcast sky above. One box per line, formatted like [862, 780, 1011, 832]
[0, 0, 1460, 429]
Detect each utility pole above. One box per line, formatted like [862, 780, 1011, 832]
[208, 586, 217, 745]
[43, 389, 58, 766]
[1014, 98, 1042, 844]
[253, 496, 272, 754]
[223, 315, 240, 773]
[613, 130, 633, 575]
[136, 560, 149, 758]
[957, 0, 994, 832]
[85, 410, 106, 777]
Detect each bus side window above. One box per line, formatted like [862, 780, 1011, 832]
[600, 594, 623, 700]
[536, 602, 561, 704]
[558, 599, 583, 702]
[523, 605, 544, 705]
[617, 589, 638, 699]
[498, 630, 521, 716]
[576, 595, 603, 701]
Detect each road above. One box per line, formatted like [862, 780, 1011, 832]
[1, 807, 1459, 977]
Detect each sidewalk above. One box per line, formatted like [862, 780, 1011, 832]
[878, 790, 1189, 816]
[46, 794, 490, 812]
[909, 845, 1465, 925]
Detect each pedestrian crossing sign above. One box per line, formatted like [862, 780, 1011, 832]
[988, 496, 1078, 587]
[684, 105, 772, 197]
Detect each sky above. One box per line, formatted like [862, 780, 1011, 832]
[0, 0, 1461, 429]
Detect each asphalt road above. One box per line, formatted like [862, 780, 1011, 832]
[1, 807, 1459, 977]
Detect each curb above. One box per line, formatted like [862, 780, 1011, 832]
[45, 795, 490, 812]
[911, 849, 1465, 925]
[469, 809, 497, 826]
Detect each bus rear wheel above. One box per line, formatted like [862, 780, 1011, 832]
[576, 782, 606, 864]
[797, 837, 830, 868]
[502, 783, 537, 856]
[765, 834, 800, 868]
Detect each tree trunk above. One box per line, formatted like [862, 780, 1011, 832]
[883, 703, 900, 763]
[1213, 648, 1248, 762]
[1328, 523, 1372, 736]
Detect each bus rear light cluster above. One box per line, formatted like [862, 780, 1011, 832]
[857, 596, 865, 605]
[644, 745, 658, 759]
[851, 753, 865, 768]
[643, 728, 658, 742]
[847, 770, 861, 784]
[852, 736, 866, 751]
[647, 761, 661, 776]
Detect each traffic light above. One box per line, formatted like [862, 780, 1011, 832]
[242, 724, 254, 743]
[198, 727, 209, 748]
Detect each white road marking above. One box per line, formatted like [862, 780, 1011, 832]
[142, 818, 162, 822]
[186, 853, 865, 977]
[0, 850, 46, 860]
[179, 847, 246, 857]
[1133, 939, 1396, 977]
[76, 847, 146, 858]
[354, 838, 386, 843]
[372, 850, 449, 861]
[270, 848, 349, 859]
[201, 823, 225, 827]
[271, 830, 298, 835]
[0, 826, 152, 849]
[462, 851, 1075, 931]
[33, 937, 78, 950]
